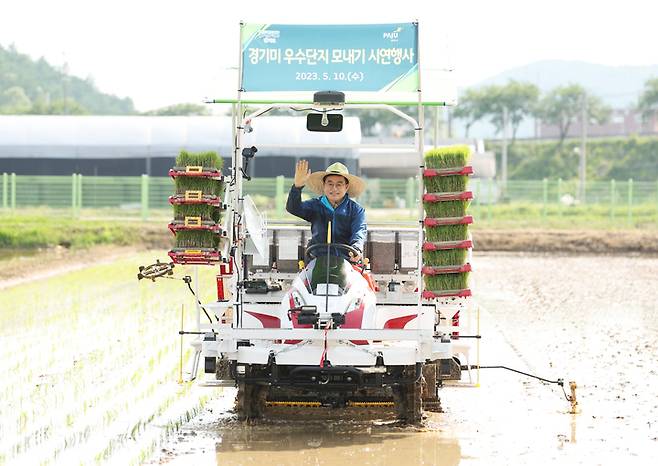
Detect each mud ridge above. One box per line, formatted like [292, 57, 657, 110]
[472, 229, 658, 254]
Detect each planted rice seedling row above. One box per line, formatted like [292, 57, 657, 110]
[4, 332, 196, 465]
[1, 289, 184, 419]
[2, 325, 182, 463]
[0, 253, 220, 465]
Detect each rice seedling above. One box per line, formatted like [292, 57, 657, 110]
[424, 145, 470, 170]
[172, 204, 221, 222]
[424, 200, 471, 218]
[424, 174, 468, 194]
[424, 272, 470, 291]
[423, 145, 471, 217]
[174, 176, 224, 197]
[174, 231, 221, 249]
[422, 248, 468, 267]
[425, 224, 469, 242]
[424, 145, 471, 194]
[0, 252, 224, 465]
[174, 150, 223, 169]
[171, 151, 225, 248]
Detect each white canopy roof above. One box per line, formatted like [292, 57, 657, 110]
[0, 115, 361, 159]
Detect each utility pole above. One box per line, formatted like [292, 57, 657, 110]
[433, 106, 439, 148]
[579, 95, 588, 203]
[501, 106, 509, 198]
[447, 107, 453, 138]
[62, 58, 69, 115]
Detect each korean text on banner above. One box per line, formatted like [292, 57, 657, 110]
[240, 23, 419, 93]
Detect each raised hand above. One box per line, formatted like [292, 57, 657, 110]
[294, 159, 311, 188]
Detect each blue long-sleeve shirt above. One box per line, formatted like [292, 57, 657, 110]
[286, 185, 367, 256]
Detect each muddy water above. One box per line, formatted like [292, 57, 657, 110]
[147, 253, 658, 465]
[155, 401, 462, 466]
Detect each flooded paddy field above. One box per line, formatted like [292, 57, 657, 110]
[0, 251, 217, 465]
[2, 251, 657, 464]
[149, 252, 658, 465]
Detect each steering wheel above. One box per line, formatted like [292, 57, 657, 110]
[305, 243, 360, 261]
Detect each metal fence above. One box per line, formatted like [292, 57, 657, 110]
[2, 173, 657, 226]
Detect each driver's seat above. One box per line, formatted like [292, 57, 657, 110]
[309, 255, 349, 294]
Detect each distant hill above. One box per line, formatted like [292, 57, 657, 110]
[0, 44, 135, 114]
[474, 60, 658, 108]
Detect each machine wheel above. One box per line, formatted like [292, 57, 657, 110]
[393, 367, 424, 423]
[235, 383, 269, 421]
[422, 363, 442, 413]
[215, 357, 231, 380]
[438, 357, 462, 381]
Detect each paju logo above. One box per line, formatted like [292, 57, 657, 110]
[258, 30, 280, 44]
[382, 27, 402, 42]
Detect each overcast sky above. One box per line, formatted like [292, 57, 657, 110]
[2, 0, 656, 111]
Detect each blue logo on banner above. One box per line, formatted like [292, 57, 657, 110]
[241, 23, 418, 92]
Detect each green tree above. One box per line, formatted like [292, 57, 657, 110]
[637, 77, 658, 122]
[28, 97, 88, 115]
[0, 86, 32, 113]
[142, 102, 211, 116]
[452, 88, 488, 138]
[453, 81, 539, 143]
[345, 108, 408, 136]
[536, 84, 610, 145]
[487, 80, 539, 143]
[0, 44, 134, 115]
[487, 136, 658, 181]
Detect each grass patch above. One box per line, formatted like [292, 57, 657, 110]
[469, 202, 658, 229]
[424, 272, 469, 291]
[0, 216, 139, 249]
[425, 224, 469, 242]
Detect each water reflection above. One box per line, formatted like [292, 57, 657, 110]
[213, 418, 461, 466]
[156, 403, 462, 466]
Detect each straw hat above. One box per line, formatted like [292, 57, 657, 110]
[306, 162, 366, 198]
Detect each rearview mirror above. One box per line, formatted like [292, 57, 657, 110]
[306, 113, 343, 132]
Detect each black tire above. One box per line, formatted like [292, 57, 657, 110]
[235, 382, 269, 421]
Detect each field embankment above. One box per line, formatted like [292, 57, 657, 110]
[472, 228, 658, 254]
[0, 216, 169, 250]
[2, 215, 658, 275]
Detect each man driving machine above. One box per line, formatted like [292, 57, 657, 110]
[286, 160, 367, 262]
